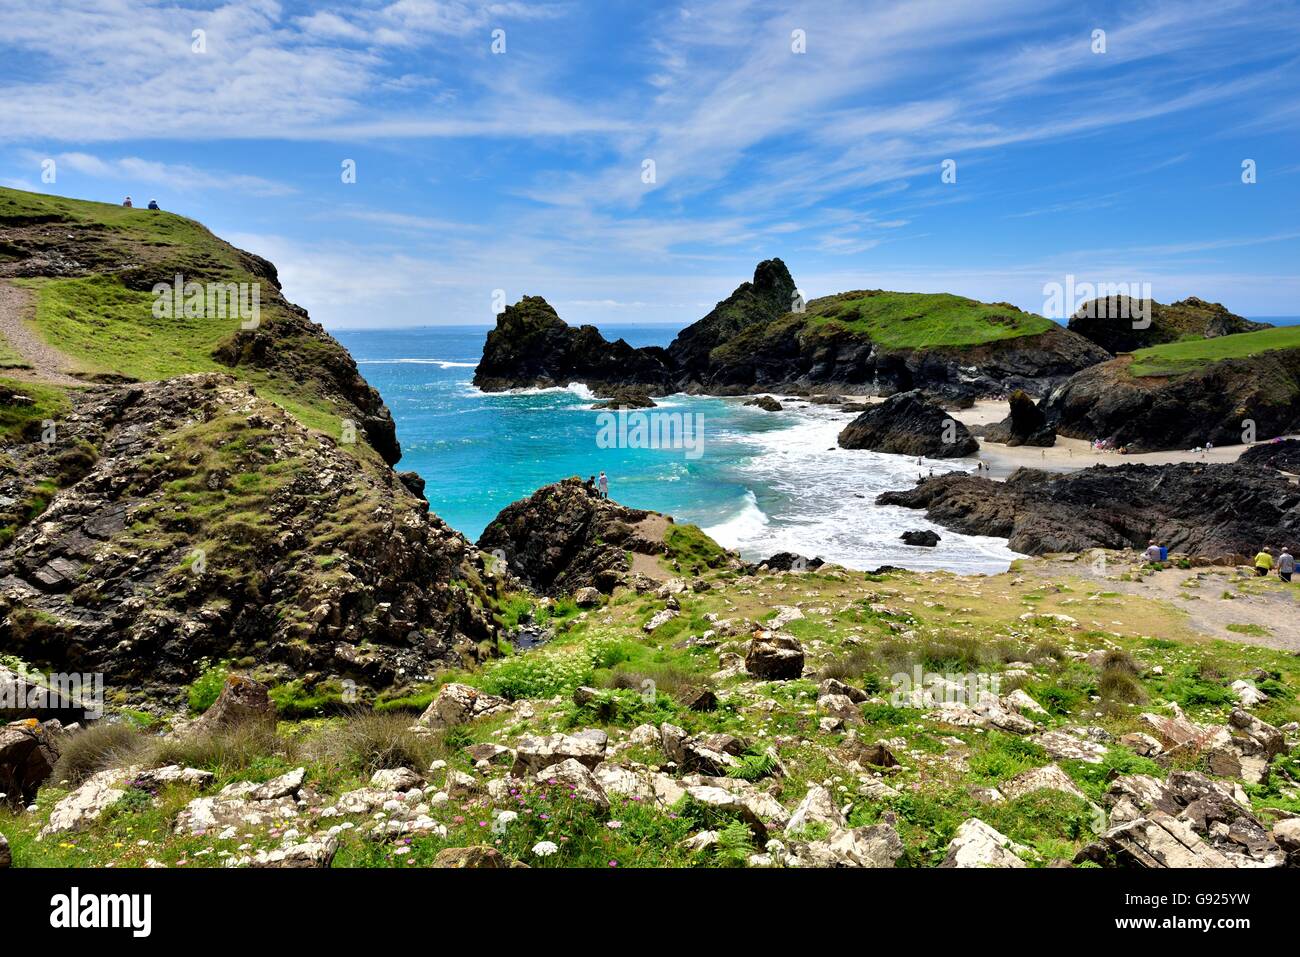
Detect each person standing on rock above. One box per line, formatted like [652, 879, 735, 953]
[1278, 547, 1295, 582]
[1254, 546, 1274, 577]
[598, 471, 609, 498]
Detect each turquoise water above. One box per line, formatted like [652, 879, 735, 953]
[333, 325, 1020, 573]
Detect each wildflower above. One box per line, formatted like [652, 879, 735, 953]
[606, 820, 623, 829]
[608, 860, 619, 867]
[532, 840, 559, 857]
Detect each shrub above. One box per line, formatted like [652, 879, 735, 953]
[186, 660, 230, 714]
[302, 711, 444, 774]
[149, 721, 288, 774]
[50, 722, 147, 786]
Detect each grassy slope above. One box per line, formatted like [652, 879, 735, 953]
[0, 187, 367, 450]
[804, 290, 1055, 349]
[1128, 325, 1300, 377]
[5, 544, 1298, 868]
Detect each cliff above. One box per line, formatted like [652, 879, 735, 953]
[0, 187, 498, 706]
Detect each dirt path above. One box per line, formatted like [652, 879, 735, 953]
[1059, 559, 1300, 652]
[0, 281, 86, 386]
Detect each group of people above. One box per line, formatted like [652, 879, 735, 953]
[122, 196, 161, 210]
[1254, 546, 1296, 582]
[1144, 540, 1295, 583]
[585, 471, 609, 498]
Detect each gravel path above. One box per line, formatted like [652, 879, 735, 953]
[0, 281, 86, 386]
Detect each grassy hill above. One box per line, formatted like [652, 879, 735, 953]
[1128, 325, 1300, 377]
[805, 290, 1056, 349]
[0, 187, 378, 444]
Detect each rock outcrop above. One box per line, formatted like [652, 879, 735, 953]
[1239, 439, 1300, 473]
[473, 297, 675, 395]
[0, 718, 62, 804]
[474, 261, 1111, 400]
[0, 375, 498, 704]
[838, 391, 978, 458]
[1042, 350, 1300, 452]
[974, 389, 1055, 447]
[477, 478, 669, 595]
[1068, 296, 1269, 355]
[878, 462, 1300, 559]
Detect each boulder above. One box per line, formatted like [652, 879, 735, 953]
[535, 758, 610, 809]
[433, 845, 516, 868]
[941, 818, 1028, 868]
[999, 763, 1088, 803]
[745, 631, 805, 680]
[744, 395, 782, 412]
[0, 718, 62, 805]
[785, 785, 844, 834]
[573, 586, 602, 607]
[512, 730, 608, 776]
[418, 683, 512, 729]
[838, 390, 978, 458]
[369, 767, 424, 792]
[40, 766, 139, 837]
[188, 675, 274, 736]
[977, 389, 1055, 447]
[1084, 811, 1232, 868]
[900, 529, 940, 547]
[237, 836, 339, 869]
[802, 823, 905, 868]
[1030, 729, 1107, 764]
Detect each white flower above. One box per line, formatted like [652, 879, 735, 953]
[495, 810, 519, 825]
[532, 840, 559, 857]
[606, 820, 623, 829]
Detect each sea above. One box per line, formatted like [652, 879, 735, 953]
[333, 324, 1022, 575]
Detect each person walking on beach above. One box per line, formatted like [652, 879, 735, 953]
[1254, 546, 1274, 577]
[598, 471, 609, 499]
[1278, 547, 1295, 582]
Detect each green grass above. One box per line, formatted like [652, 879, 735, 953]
[1127, 325, 1300, 377]
[664, 523, 728, 574]
[803, 290, 1055, 349]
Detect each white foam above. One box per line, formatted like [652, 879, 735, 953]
[357, 358, 477, 368]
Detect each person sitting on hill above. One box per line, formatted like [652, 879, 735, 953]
[1254, 547, 1274, 577]
[1278, 547, 1295, 583]
[1142, 540, 1162, 563]
[147, 198, 160, 210]
[122, 196, 133, 207]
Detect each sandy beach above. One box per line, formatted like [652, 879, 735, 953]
[951, 399, 1297, 479]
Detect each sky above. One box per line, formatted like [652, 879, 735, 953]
[1, 0, 1298, 329]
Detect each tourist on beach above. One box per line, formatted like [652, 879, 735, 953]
[1254, 547, 1274, 576]
[1143, 540, 1162, 562]
[148, 198, 160, 210]
[1278, 547, 1295, 582]
[598, 471, 608, 498]
[122, 196, 133, 207]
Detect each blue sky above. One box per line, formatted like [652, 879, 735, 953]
[1, 0, 1298, 328]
